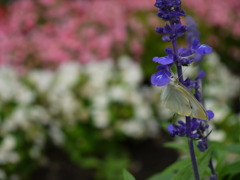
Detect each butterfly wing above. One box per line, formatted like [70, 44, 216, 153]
[161, 82, 208, 120]
[161, 83, 192, 117]
[177, 83, 208, 120]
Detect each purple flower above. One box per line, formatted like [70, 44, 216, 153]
[151, 68, 171, 87]
[152, 47, 175, 65]
[155, 0, 185, 22]
[197, 138, 208, 152]
[153, 56, 174, 65]
[206, 110, 214, 120]
[186, 16, 200, 44]
[156, 23, 187, 41]
[152, 0, 215, 178]
[167, 118, 211, 149]
[196, 70, 205, 80]
[177, 47, 194, 65]
[183, 77, 195, 88]
[167, 119, 207, 138]
[191, 39, 212, 55]
[167, 121, 186, 137]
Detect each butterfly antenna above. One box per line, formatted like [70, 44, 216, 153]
[175, 66, 190, 83]
[162, 68, 174, 80]
[162, 65, 189, 82]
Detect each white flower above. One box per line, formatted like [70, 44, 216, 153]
[47, 85, 85, 123]
[84, 59, 114, 89]
[205, 99, 230, 123]
[14, 85, 35, 105]
[92, 109, 109, 129]
[28, 105, 51, 124]
[92, 94, 109, 108]
[118, 56, 143, 87]
[1, 135, 16, 150]
[127, 90, 143, 104]
[55, 62, 81, 89]
[134, 104, 152, 120]
[48, 123, 65, 145]
[209, 129, 226, 142]
[108, 86, 128, 102]
[0, 67, 20, 101]
[205, 52, 240, 102]
[118, 119, 145, 138]
[2, 107, 29, 133]
[28, 70, 54, 93]
[0, 135, 20, 164]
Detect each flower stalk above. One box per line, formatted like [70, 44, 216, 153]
[151, 0, 215, 179]
[186, 117, 200, 180]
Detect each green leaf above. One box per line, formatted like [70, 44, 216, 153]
[172, 163, 193, 180]
[197, 148, 213, 178]
[99, 156, 129, 180]
[225, 144, 240, 154]
[147, 172, 175, 180]
[122, 169, 135, 180]
[147, 158, 191, 180]
[164, 141, 188, 152]
[219, 160, 240, 179]
[147, 144, 216, 180]
[172, 148, 212, 180]
[211, 142, 227, 172]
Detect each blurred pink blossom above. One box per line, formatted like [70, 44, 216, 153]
[184, 0, 240, 36]
[0, 0, 155, 69]
[184, 0, 240, 62]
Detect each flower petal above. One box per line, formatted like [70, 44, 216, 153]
[150, 70, 171, 86]
[156, 27, 164, 34]
[165, 47, 173, 56]
[191, 39, 200, 50]
[196, 44, 212, 55]
[153, 56, 174, 65]
[167, 124, 175, 136]
[196, 70, 205, 79]
[206, 110, 214, 120]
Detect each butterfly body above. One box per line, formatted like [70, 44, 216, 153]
[161, 81, 208, 120]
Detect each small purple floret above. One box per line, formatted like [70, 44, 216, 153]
[151, 69, 171, 86]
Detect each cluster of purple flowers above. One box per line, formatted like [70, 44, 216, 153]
[151, 0, 217, 179]
[151, 0, 213, 151]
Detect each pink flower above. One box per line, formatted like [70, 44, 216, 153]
[0, 0, 155, 69]
[184, 0, 240, 36]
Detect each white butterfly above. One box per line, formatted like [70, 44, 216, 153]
[161, 81, 208, 120]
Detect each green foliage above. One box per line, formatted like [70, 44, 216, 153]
[96, 156, 129, 180]
[123, 169, 136, 180]
[147, 158, 191, 180]
[164, 141, 189, 152]
[109, 102, 134, 124]
[225, 144, 240, 154]
[220, 161, 240, 180]
[147, 139, 240, 180]
[63, 122, 130, 180]
[141, 31, 166, 79]
[147, 173, 175, 180]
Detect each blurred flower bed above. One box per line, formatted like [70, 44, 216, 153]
[0, 53, 239, 180]
[183, 0, 240, 73]
[0, 0, 240, 180]
[0, 0, 155, 69]
[0, 56, 168, 180]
